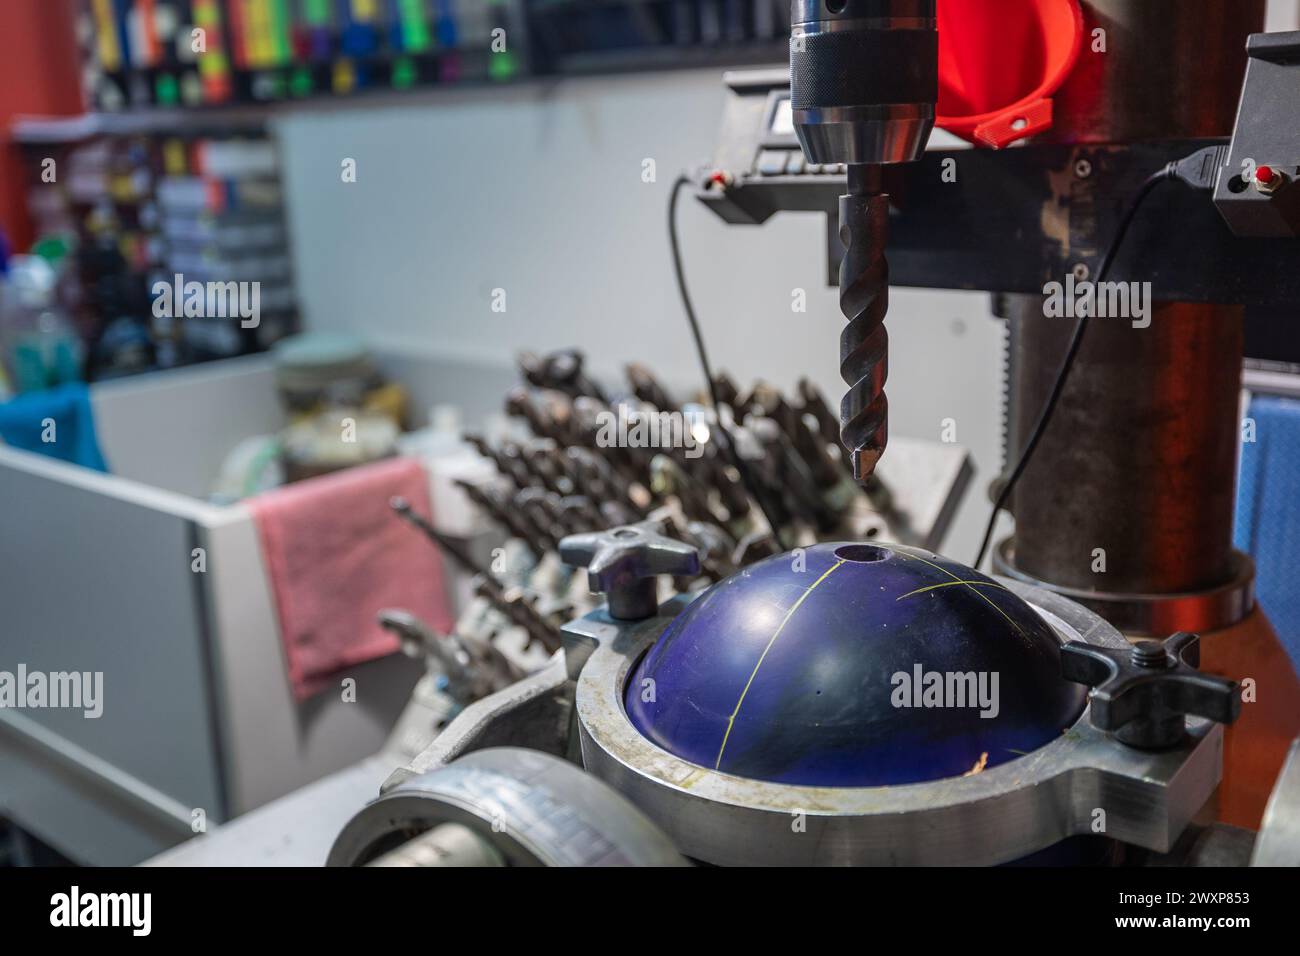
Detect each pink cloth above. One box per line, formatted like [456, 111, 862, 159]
[249, 457, 452, 700]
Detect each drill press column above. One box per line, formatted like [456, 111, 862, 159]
[789, 0, 938, 480]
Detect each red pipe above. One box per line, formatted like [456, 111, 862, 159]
[0, 0, 84, 252]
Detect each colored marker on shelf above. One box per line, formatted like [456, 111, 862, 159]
[391, 55, 417, 89]
[300, 0, 334, 61]
[395, 0, 432, 53]
[333, 57, 357, 94]
[340, 0, 381, 61]
[92, 0, 123, 72]
[192, 0, 232, 102]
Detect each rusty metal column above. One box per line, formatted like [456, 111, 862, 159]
[1007, 304, 1244, 596]
[996, 0, 1263, 634]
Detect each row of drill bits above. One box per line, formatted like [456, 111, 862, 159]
[467, 349, 881, 580]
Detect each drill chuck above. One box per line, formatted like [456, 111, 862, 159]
[789, 0, 938, 166]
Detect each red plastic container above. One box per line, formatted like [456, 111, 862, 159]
[936, 0, 1084, 148]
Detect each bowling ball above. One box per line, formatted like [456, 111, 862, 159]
[625, 542, 1085, 787]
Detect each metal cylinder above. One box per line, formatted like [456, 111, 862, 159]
[1043, 0, 1265, 143]
[1009, 302, 1243, 595]
[1003, 0, 1262, 627]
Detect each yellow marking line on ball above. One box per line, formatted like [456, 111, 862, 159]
[894, 550, 1025, 639]
[895, 580, 1010, 601]
[714, 558, 847, 771]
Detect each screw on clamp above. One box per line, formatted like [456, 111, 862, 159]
[1061, 631, 1241, 749]
[559, 520, 700, 621]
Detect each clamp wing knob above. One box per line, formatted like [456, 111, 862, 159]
[559, 520, 700, 620]
[1061, 631, 1241, 749]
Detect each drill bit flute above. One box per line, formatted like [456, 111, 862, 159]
[839, 163, 892, 480]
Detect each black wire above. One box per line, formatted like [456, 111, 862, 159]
[668, 174, 789, 550]
[973, 167, 1174, 569]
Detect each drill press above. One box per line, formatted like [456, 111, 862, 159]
[789, 0, 938, 479]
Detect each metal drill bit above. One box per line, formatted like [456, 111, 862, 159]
[753, 384, 840, 490]
[504, 386, 556, 440]
[711, 372, 741, 412]
[682, 520, 737, 581]
[524, 444, 572, 496]
[568, 396, 646, 486]
[474, 580, 561, 655]
[839, 163, 891, 481]
[556, 494, 605, 533]
[453, 480, 541, 556]
[518, 349, 608, 403]
[750, 417, 837, 532]
[391, 494, 560, 653]
[465, 433, 531, 491]
[626, 363, 679, 413]
[649, 455, 718, 526]
[599, 499, 640, 528]
[566, 446, 648, 517]
[499, 441, 550, 491]
[796, 379, 836, 445]
[733, 528, 780, 566]
[511, 488, 563, 551]
[390, 496, 487, 577]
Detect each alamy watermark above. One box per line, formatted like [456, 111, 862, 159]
[595, 403, 706, 459]
[50, 886, 150, 936]
[1043, 272, 1151, 328]
[0, 664, 103, 718]
[152, 272, 261, 328]
[891, 665, 1000, 719]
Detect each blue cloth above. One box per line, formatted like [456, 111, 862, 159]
[1236, 394, 1300, 668]
[0, 383, 108, 472]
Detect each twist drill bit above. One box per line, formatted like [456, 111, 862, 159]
[753, 384, 840, 490]
[391, 497, 559, 653]
[838, 163, 891, 482]
[453, 479, 542, 556]
[626, 363, 679, 413]
[512, 488, 563, 551]
[474, 580, 561, 655]
[519, 349, 608, 403]
[524, 444, 572, 496]
[796, 378, 841, 456]
[504, 386, 556, 440]
[465, 433, 530, 491]
[390, 496, 485, 576]
[711, 372, 741, 413]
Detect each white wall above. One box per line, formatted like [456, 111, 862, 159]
[1266, 0, 1300, 31]
[272, 69, 1005, 560]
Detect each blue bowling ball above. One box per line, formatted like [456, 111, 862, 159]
[625, 542, 1086, 787]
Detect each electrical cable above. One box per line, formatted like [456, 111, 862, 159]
[973, 166, 1175, 569]
[669, 174, 789, 550]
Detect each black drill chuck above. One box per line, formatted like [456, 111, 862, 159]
[789, 0, 938, 167]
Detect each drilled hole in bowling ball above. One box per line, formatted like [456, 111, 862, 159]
[826, 0, 847, 12]
[835, 544, 889, 563]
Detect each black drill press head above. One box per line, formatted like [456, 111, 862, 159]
[790, 0, 939, 481]
[789, 0, 939, 167]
